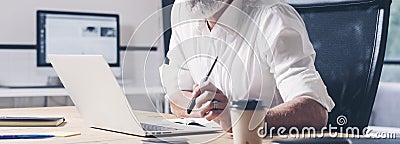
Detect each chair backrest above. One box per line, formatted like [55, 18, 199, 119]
[285, 0, 392, 129]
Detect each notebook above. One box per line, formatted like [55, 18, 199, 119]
[0, 116, 65, 127]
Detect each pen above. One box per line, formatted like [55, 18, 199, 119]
[187, 56, 218, 114]
[0, 134, 54, 139]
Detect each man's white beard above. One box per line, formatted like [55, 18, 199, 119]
[186, 0, 226, 19]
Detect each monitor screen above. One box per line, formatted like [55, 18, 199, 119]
[37, 10, 120, 67]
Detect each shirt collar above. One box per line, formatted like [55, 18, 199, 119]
[216, 0, 245, 33]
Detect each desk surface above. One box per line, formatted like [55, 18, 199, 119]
[0, 106, 241, 144]
[1, 107, 398, 144]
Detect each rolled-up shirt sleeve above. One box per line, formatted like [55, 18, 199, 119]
[267, 5, 335, 112]
[160, 29, 194, 107]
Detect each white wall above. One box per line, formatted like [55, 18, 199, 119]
[0, 0, 166, 108]
[0, 0, 165, 87]
[0, 0, 163, 46]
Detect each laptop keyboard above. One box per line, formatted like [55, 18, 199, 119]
[140, 123, 177, 131]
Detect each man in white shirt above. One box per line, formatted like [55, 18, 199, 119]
[160, 0, 335, 132]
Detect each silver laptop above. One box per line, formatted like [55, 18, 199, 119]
[49, 55, 219, 136]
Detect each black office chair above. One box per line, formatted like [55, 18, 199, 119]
[285, 0, 392, 130]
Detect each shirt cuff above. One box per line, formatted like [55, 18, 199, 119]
[277, 68, 335, 112]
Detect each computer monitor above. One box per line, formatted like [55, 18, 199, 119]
[36, 10, 120, 67]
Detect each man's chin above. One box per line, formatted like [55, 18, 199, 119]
[185, 0, 226, 19]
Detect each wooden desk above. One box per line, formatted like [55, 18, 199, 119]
[9, 107, 399, 144]
[0, 106, 245, 144]
[2, 107, 399, 144]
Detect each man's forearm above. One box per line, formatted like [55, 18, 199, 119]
[170, 92, 328, 129]
[265, 96, 328, 129]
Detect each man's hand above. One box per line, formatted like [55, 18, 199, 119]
[191, 81, 232, 132]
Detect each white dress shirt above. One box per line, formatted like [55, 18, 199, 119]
[160, 0, 335, 111]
